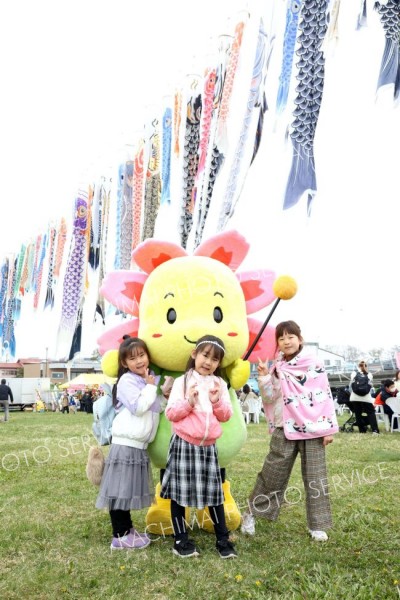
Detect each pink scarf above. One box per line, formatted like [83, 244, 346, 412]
[269, 350, 339, 440]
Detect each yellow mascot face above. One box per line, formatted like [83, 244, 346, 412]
[138, 256, 249, 371]
[98, 230, 296, 380]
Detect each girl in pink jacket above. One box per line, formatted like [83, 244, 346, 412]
[241, 320, 338, 542]
[160, 335, 237, 559]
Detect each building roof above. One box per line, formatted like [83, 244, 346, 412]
[17, 358, 42, 364]
[72, 360, 101, 369]
[1, 357, 101, 370]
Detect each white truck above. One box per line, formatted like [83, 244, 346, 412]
[5, 378, 51, 410]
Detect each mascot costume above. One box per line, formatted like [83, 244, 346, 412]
[98, 230, 297, 534]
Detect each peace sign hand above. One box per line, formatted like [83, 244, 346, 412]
[257, 357, 269, 377]
[144, 369, 156, 385]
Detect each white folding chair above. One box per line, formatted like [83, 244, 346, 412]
[334, 401, 343, 415]
[375, 405, 390, 432]
[386, 397, 400, 433]
[242, 410, 250, 425]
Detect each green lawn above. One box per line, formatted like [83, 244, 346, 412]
[0, 411, 399, 600]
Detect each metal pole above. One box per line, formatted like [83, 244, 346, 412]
[243, 298, 281, 361]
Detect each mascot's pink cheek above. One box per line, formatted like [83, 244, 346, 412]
[152, 333, 163, 338]
[227, 332, 238, 337]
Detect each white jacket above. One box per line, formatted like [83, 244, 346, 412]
[112, 371, 162, 449]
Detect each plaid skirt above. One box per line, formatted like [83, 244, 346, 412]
[160, 434, 224, 509]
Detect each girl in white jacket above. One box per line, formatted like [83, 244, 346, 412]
[96, 337, 165, 550]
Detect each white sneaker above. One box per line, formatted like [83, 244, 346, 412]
[241, 512, 255, 535]
[309, 529, 328, 542]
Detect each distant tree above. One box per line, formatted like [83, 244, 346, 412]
[345, 346, 360, 362]
[368, 347, 384, 362]
[90, 349, 100, 361]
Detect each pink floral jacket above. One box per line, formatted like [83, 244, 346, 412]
[259, 350, 339, 440]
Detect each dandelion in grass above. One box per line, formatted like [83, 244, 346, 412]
[235, 574, 243, 582]
[255, 580, 262, 586]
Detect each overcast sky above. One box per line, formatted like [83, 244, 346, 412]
[1, 0, 399, 356]
[1, 0, 243, 253]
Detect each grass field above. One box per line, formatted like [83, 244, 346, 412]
[0, 411, 399, 600]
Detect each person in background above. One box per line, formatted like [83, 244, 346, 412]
[350, 361, 379, 434]
[69, 395, 77, 414]
[239, 384, 251, 424]
[61, 392, 70, 414]
[0, 379, 14, 422]
[249, 391, 262, 424]
[380, 379, 398, 430]
[394, 371, 400, 394]
[50, 392, 58, 412]
[82, 389, 94, 414]
[240, 384, 259, 424]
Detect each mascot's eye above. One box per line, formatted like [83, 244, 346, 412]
[213, 306, 223, 323]
[167, 308, 177, 324]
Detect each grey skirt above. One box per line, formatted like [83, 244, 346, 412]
[96, 443, 155, 511]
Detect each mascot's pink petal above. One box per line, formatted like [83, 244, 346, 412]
[132, 240, 187, 274]
[237, 270, 276, 314]
[245, 318, 276, 362]
[100, 271, 147, 316]
[194, 230, 249, 271]
[97, 318, 140, 355]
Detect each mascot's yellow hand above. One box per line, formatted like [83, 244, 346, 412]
[101, 349, 119, 379]
[225, 358, 250, 390]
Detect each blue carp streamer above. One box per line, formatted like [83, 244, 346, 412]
[283, 0, 329, 213]
[276, 0, 302, 116]
[374, 0, 400, 101]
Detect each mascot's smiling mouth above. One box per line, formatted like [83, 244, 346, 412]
[184, 335, 197, 345]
